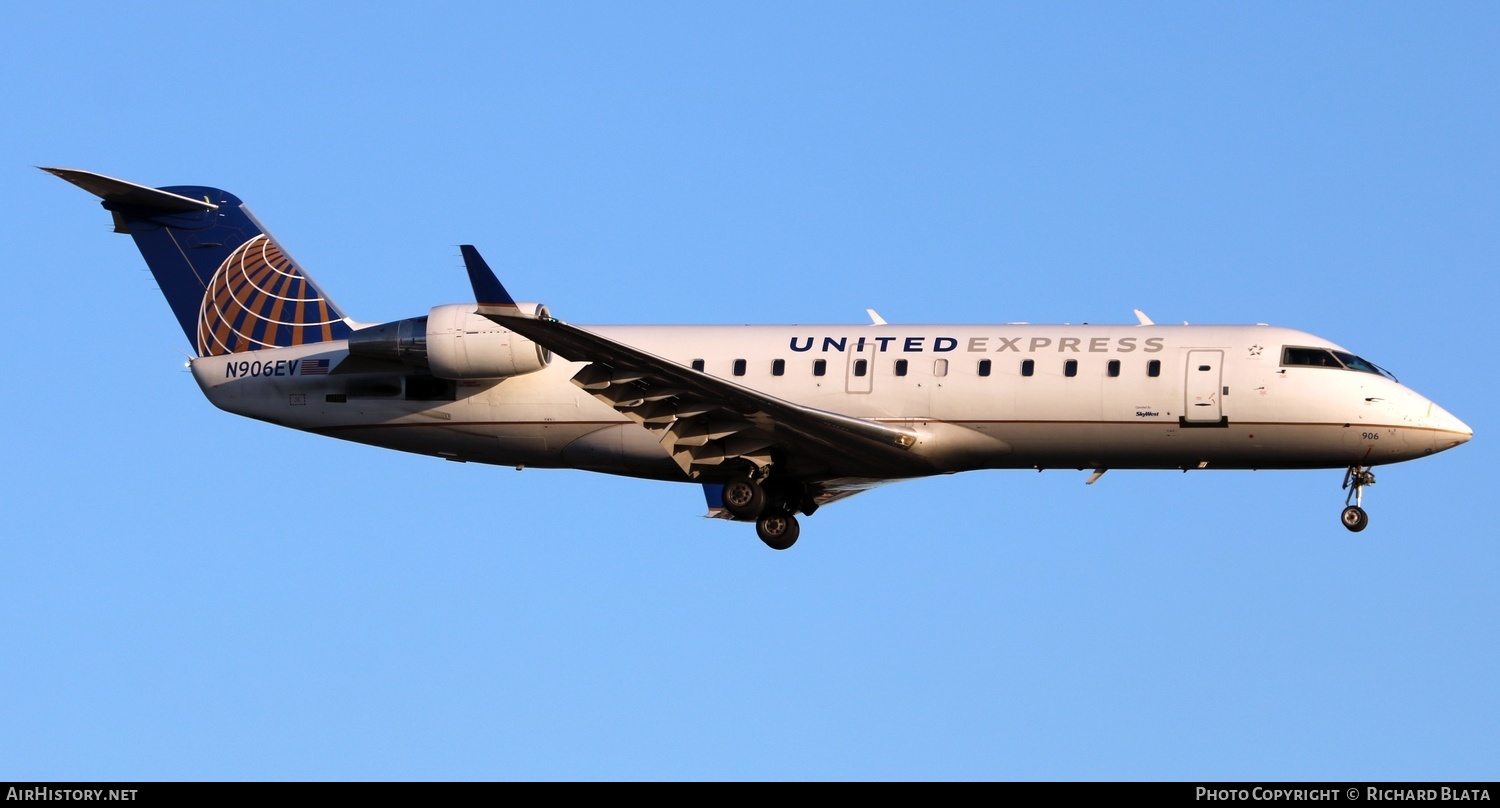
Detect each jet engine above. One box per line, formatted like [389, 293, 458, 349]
[347, 303, 552, 379]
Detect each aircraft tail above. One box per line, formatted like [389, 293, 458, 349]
[43, 168, 353, 357]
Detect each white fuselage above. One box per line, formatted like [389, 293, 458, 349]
[189, 322, 1471, 483]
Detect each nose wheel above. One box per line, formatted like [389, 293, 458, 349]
[1341, 466, 1376, 533]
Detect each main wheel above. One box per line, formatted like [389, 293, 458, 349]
[1341, 505, 1369, 533]
[721, 476, 766, 520]
[756, 512, 800, 550]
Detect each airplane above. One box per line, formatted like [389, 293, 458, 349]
[44, 167, 1473, 549]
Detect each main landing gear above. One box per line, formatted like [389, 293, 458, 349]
[755, 510, 800, 551]
[721, 477, 766, 521]
[722, 472, 813, 550]
[1341, 465, 1376, 533]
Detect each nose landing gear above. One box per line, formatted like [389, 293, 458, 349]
[1341, 465, 1376, 533]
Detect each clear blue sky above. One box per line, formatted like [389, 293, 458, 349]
[2, 2, 1495, 780]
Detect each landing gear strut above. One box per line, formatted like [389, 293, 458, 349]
[1341, 465, 1376, 533]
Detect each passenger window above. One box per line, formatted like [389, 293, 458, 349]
[733, 359, 746, 377]
[691, 359, 704, 372]
[894, 359, 908, 377]
[813, 359, 827, 377]
[1021, 359, 1034, 377]
[772, 359, 785, 376]
[1148, 360, 1161, 378]
[1064, 359, 1077, 378]
[978, 359, 992, 377]
[1108, 359, 1120, 377]
[853, 359, 868, 377]
[934, 359, 948, 377]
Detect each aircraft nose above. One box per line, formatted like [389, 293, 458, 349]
[1425, 402, 1472, 450]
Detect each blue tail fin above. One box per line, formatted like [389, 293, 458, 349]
[44, 168, 352, 356]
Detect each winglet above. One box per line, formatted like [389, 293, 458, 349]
[460, 245, 520, 314]
[1133, 309, 1154, 326]
[701, 483, 733, 519]
[866, 309, 887, 326]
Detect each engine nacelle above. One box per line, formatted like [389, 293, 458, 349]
[426, 303, 551, 380]
[346, 302, 551, 380]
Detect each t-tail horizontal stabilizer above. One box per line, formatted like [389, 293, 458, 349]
[40, 167, 218, 219]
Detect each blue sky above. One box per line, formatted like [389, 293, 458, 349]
[2, 3, 1495, 780]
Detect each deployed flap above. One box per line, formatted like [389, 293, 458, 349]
[480, 308, 926, 480]
[40, 167, 217, 213]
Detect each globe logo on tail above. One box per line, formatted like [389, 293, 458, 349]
[196, 235, 348, 356]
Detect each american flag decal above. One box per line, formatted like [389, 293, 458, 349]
[301, 358, 331, 375]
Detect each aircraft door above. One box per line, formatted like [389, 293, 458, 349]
[1184, 350, 1223, 423]
[846, 339, 874, 394]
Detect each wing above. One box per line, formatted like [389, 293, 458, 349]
[499, 310, 927, 479]
[461, 246, 928, 481]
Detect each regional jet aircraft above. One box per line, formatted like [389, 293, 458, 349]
[45, 168, 1472, 549]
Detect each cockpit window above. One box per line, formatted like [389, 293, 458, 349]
[1282, 346, 1396, 380]
[1333, 351, 1397, 381]
[1282, 347, 1341, 368]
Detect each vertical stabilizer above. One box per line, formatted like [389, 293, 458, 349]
[43, 167, 352, 356]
